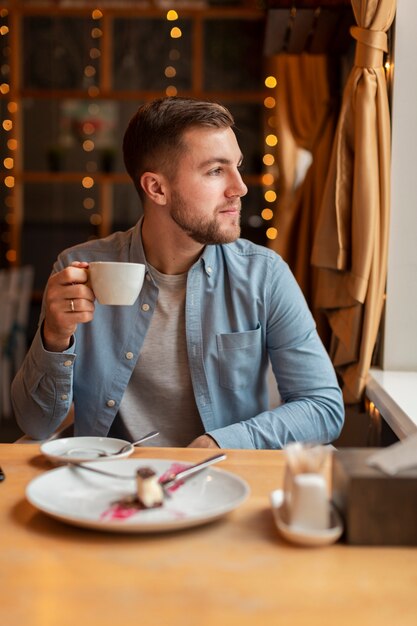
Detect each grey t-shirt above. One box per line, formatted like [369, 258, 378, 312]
[112, 265, 204, 446]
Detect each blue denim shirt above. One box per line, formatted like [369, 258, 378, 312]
[12, 220, 344, 448]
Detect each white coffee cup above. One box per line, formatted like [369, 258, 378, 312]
[88, 262, 145, 305]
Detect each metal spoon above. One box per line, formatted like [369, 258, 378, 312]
[66, 430, 159, 458]
[108, 430, 160, 456]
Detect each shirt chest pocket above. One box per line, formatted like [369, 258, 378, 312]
[216, 324, 262, 390]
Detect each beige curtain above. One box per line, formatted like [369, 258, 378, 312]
[311, 0, 397, 403]
[268, 53, 339, 342]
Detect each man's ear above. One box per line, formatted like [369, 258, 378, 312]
[140, 172, 168, 205]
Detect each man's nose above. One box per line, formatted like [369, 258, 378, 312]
[226, 171, 248, 198]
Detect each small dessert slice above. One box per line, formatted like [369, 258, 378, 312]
[136, 467, 164, 509]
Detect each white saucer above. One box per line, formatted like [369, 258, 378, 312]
[270, 490, 344, 547]
[40, 436, 134, 464]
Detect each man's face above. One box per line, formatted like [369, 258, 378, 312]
[167, 126, 248, 245]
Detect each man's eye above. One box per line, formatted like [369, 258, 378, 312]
[208, 168, 222, 176]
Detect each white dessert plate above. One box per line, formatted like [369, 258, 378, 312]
[270, 489, 344, 547]
[26, 458, 250, 533]
[40, 436, 134, 463]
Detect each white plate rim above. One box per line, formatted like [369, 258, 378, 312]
[26, 458, 250, 533]
[270, 489, 344, 547]
[40, 436, 134, 463]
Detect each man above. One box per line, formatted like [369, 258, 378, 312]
[11, 97, 344, 448]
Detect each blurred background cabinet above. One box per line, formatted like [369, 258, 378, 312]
[0, 1, 267, 309]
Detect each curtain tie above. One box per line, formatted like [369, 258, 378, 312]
[350, 26, 388, 68]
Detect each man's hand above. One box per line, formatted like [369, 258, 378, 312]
[187, 434, 220, 449]
[43, 261, 95, 352]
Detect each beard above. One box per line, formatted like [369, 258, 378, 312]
[170, 190, 241, 245]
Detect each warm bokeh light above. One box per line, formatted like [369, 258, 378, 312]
[83, 139, 95, 152]
[265, 76, 277, 89]
[266, 227, 278, 240]
[92, 9, 103, 20]
[90, 213, 102, 226]
[84, 65, 96, 78]
[261, 208, 274, 221]
[6, 249, 17, 263]
[2, 119, 12, 131]
[83, 197, 95, 210]
[82, 176, 94, 189]
[167, 10, 179, 21]
[0, 82, 9, 94]
[91, 28, 102, 39]
[265, 134, 278, 147]
[166, 85, 178, 97]
[267, 115, 277, 128]
[263, 154, 275, 166]
[264, 96, 276, 109]
[88, 86, 100, 97]
[262, 173, 274, 186]
[264, 190, 277, 203]
[82, 122, 96, 135]
[3, 157, 13, 169]
[164, 66, 176, 78]
[7, 138, 17, 150]
[0, 25, 9, 36]
[4, 175, 15, 188]
[90, 48, 101, 59]
[7, 101, 17, 113]
[170, 27, 182, 39]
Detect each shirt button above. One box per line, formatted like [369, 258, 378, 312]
[61, 394, 68, 401]
[206, 266, 213, 274]
[145, 274, 151, 282]
[125, 351, 134, 360]
[63, 360, 72, 367]
[106, 400, 116, 408]
[142, 303, 150, 312]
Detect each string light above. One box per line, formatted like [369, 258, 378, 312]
[263, 154, 275, 166]
[262, 173, 274, 186]
[1, 7, 16, 264]
[265, 133, 278, 147]
[170, 27, 182, 39]
[262, 71, 279, 241]
[165, 9, 181, 97]
[78, 8, 104, 235]
[261, 208, 274, 221]
[82, 176, 94, 189]
[264, 189, 277, 203]
[263, 96, 276, 109]
[265, 75, 277, 89]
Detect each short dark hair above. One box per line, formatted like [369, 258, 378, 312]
[123, 97, 235, 198]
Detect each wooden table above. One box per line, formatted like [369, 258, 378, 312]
[1, 444, 416, 626]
